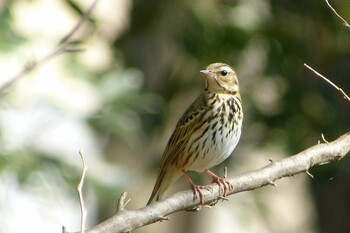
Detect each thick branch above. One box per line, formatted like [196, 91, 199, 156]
[85, 131, 350, 233]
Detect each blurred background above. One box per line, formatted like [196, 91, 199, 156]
[0, 0, 349, 232]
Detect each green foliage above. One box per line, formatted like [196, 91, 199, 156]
[0, 0, 349, 232]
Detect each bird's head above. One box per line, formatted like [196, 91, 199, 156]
[200, 63, 239, 94]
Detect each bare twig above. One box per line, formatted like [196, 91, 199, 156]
[304, 63, 350, 102]
[78, 150, 89, 233]
[0, 0, 99, 94]
[79, 132, 350, 233]
[60, 0, 99, 45]
[267, 179, 277, 187]
[116, 192, 130, 213]
[324, 0, 350, 28]
[0, 47, 80, 94]
[306, 170, 314, 178]
[321, 134, 329, 144]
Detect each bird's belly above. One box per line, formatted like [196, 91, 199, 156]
[184, 121, 242, 172]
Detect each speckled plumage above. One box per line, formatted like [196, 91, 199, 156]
[147, 63, 243, 205]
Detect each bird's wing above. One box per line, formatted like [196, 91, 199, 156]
[160, 93, 210, 168]
[147, 93, 211, 205]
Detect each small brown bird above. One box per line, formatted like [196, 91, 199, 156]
[147, 63, 243, 205]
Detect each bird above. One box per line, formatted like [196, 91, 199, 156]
[147, 63, 243, 205]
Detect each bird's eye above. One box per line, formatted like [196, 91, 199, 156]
[220, 70, 228, 76]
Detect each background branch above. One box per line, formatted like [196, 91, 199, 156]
[0, 0, 99, 94]
[324, 0, 350, 28]
[77, 150, 88, 233]
[81, 132, 350, 233]
[304, 63, 350, 102]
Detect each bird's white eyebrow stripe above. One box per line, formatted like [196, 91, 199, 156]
[220, 66, 233, 72]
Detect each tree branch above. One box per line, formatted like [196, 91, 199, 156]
[0, 0, 99, 94]
[77, 150, 88, 233]
[324, 0, 350, 28]
[304, 63, 350, 102]
[82, 131, 350, 233]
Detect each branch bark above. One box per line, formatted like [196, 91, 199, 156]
[83, 131, 350, 233]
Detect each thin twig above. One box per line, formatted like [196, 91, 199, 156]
[223, 167, 228, 179]
[321, 134, 329, 144]
[0, 0, 99, 94]
[306, 170, 314, 178]
[60, 0, 99, 44]
[116, 192, 130, 213]
[304, 63, 350, 102]
[267, 179, 277, 187]
[78, 150, 89, 233]
[0, 47, 79, 94]
[324, 0, 350, 28]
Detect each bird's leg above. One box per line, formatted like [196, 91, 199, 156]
[182, 170, 210, 205]
[205, 169, 233, 197]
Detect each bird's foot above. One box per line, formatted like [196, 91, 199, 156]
[205, 169, 233, 197]
[183, 170, 212, 205]
[191, 184, 205, 205]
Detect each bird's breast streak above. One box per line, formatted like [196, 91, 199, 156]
[184, 95, 242, 172]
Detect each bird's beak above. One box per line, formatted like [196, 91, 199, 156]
[200, 70, 215, 78]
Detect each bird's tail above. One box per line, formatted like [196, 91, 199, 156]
[147, 166, 182, 205]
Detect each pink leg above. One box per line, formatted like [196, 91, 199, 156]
[182, 170, 211, 205]
[205, 169, 233, 197]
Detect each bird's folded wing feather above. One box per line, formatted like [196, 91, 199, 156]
[159, 94, 210, 168]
